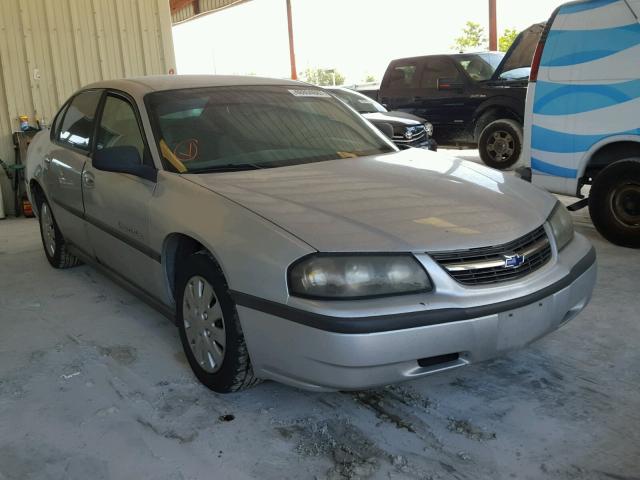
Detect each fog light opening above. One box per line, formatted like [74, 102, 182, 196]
[417, 352, 460, 368]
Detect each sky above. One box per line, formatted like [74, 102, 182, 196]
[172, 0, 567, 84]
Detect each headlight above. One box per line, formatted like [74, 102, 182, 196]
[424, 122, 434, 137]
[548, 202, 574, 251]
[288, 254, 432, 299]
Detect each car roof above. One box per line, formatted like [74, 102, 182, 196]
[82, 74, 307, 98]
[390, 51, 503, 63]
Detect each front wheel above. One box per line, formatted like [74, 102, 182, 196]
[38, 199, 82, 269]
[589, 158, 640, 248]
[478, 119, 523, 170]
[176, 252, 260, 393]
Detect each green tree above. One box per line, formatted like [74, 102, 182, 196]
[453, 21, 487, 52]
[499, 28, 519, 52]
[301, 68, 345, 86]
[363, 74, 376, 83]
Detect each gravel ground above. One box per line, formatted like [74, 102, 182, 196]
[1, 155, 639, 479]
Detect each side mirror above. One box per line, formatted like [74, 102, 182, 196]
[93, 146, 157, 182]
[376, 122, 395, 139]
[437, 78, 464, 91]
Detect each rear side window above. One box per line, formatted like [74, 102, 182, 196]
[421, 57, 462, 87]
[57, 90, 102, 151]
[386, 62, 419, 89]
[50, 102, 69, 140]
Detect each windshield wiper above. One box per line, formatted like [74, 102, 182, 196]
[190, 163, 266, 173]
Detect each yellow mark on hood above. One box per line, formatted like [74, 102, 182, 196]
[414, 217, 479, 235]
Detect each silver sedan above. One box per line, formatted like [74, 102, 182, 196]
[26, 75, 596, 393]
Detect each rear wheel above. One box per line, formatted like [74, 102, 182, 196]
[176, 252, 260, 393]
[38, 199, 82, 269]
[478, 119, 523, 170]
[589, 158, 640, 248]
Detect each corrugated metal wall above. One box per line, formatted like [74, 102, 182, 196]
[0, 0, 176, 215]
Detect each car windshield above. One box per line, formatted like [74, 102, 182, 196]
[456, 53, 504, 81]
[329, 88, 387, 114]
[146, 85, 396, 173]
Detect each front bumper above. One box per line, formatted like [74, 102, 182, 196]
[396, 137, 438, 152]
[235, 237, 596, 391]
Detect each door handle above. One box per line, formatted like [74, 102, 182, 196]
[82, 171, 95, 188]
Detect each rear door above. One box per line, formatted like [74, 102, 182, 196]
[379, 58, 422, 113]
[44, 89, 102, 246]
[82, 91, 160, 295]
[414, 56, 470, 143]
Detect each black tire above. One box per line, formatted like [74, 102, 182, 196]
[176, 252, 260, 393]
[588, 158, 640, 248]
[478, 119, 523, 170]
[38, 198, 82, 269]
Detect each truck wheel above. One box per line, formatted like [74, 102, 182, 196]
[176, 252, 260, 393]
[478, 119, 523, 170]
[38, 199, 82, 269]
[589, 158, 640, 248]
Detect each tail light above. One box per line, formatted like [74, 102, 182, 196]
[529, 40, 545, 82]
[530, 10, 559, 82]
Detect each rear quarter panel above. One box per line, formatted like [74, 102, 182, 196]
[25, 129, 52, 208]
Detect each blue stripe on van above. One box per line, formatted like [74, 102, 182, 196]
[531, 125, 640, 153]
[533, 80, 640, 115]
[541, 23, 640, 67]
[531, 158, 578, 178]
[560, 0, 619, 14]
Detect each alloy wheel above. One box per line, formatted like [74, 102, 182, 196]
[486, 130, 515, 163]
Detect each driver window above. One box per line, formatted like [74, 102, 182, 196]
[96, 95, 146, 164]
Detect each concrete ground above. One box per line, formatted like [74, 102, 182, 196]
[1, 157, 639, 479]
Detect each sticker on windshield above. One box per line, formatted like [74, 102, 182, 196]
[288, 89, 331, 98]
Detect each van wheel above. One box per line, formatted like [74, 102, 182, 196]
[478, 119, 523, 170]
[589, 158, 640, 248]
[176, 252, 260, 393]
[38, 199, 82, 269]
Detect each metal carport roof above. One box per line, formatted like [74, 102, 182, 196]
[170, 0, 252, 24]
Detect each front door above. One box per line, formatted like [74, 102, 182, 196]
[379, 58, 423, 115]
[82, 92, 160, 296]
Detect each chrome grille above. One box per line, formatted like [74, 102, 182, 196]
[430, 225, 552, 286]
[392, 125, 426, 145]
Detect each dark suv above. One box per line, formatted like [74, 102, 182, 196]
[378, 24, 543, 169]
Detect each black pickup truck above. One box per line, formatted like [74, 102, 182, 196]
[377, 24, 543, 169]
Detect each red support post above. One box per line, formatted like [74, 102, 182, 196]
[489, 0, 498, 51]
[286, 0, 298, 80]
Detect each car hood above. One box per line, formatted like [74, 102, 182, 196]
[185, 149, 556, 252]
[492, 23, 545, 81]
[363, 111, 425, 126]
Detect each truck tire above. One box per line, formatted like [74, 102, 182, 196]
[176, 251, 260, 393]
[38, 199, 82, 269]
[588, 158, 640, 248]
[478, 119, 523, 170]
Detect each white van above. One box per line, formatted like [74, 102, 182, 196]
[521, 0, 640, 248]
